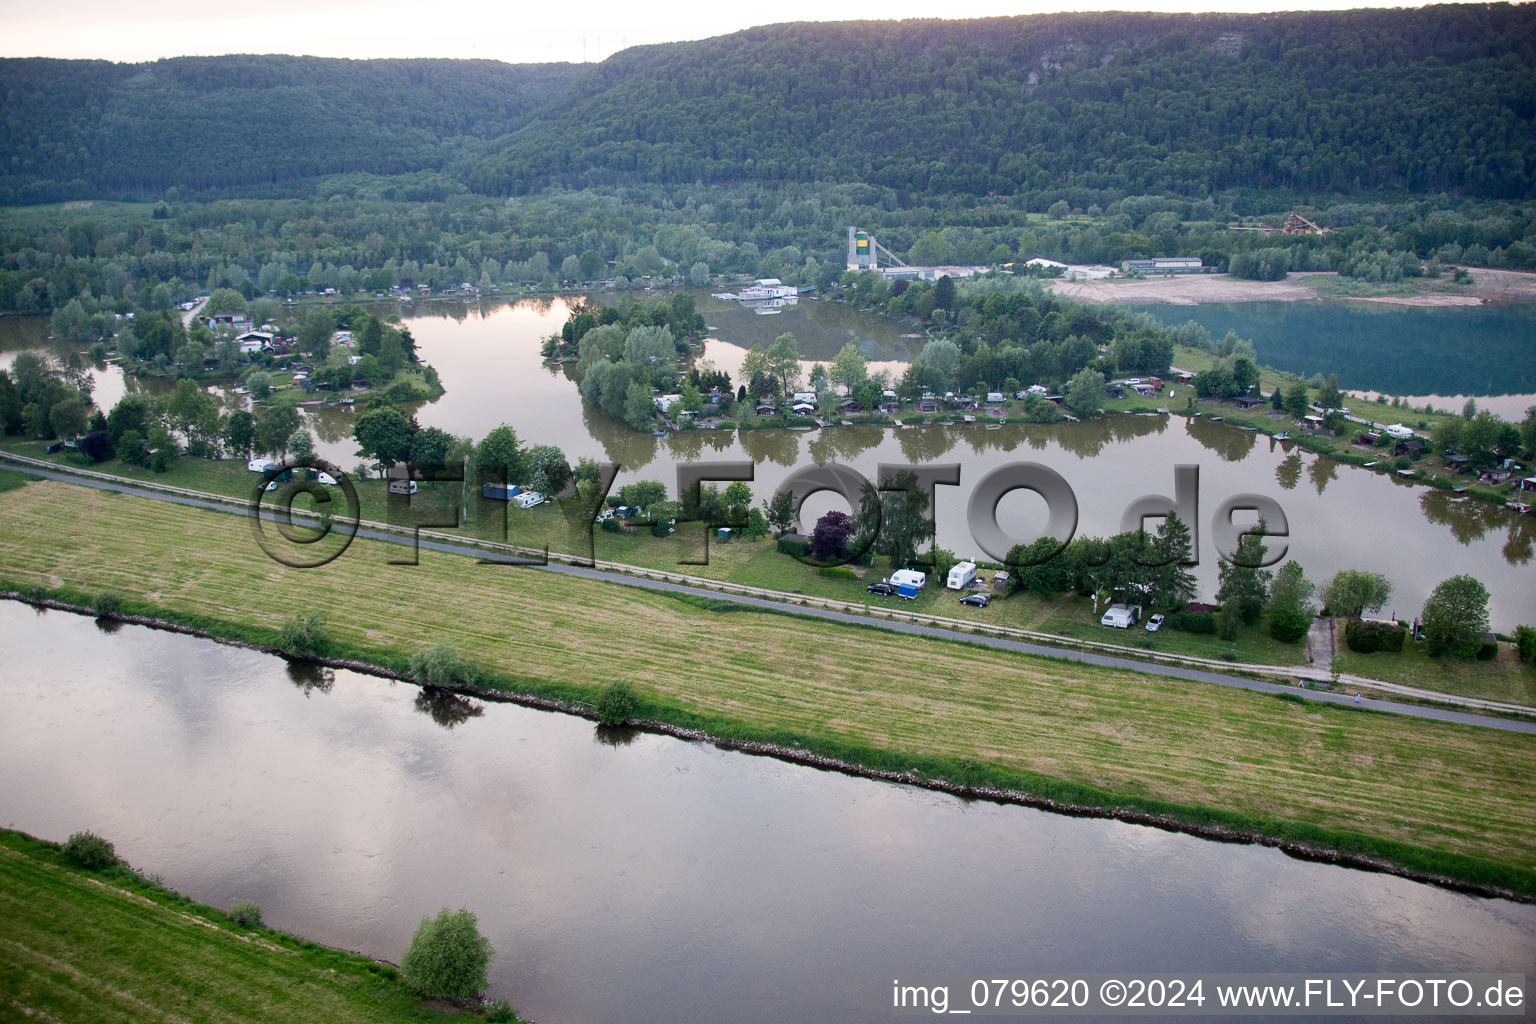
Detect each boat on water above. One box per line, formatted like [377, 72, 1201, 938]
[1506, 500, 1533, 514]
[962, 415, 976, 424]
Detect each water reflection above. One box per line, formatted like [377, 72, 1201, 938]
[413, 686, 484, 729]
[593, 724, 640, 747]
[2, 604, 1534, 1024]
[1186, 415, 1259, 462]
[1308, 455, 1340, 495]
[1276, 452, 1304, 490]
[286, 661, 335, 695]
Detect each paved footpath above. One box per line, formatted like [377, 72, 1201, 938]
[8, 460, 1536, 736]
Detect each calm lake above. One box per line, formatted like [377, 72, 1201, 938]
[2, 603, 1533, 1023]
[1125, 300, 1536, 417]
[4, 295, 1535, 627]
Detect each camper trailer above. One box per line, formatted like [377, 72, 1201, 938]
[515, 491, 545, 509]
[889, 569, 927, 590]
[946, 561, 978, 590]
[1099, 604, 1138, 629]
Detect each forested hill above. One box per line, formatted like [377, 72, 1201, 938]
[467, 4, 1536, 200]
[0, 56, 585, 203]
[4, 5, 1534, 206]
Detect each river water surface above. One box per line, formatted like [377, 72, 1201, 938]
[1, 602, 1533, 1023]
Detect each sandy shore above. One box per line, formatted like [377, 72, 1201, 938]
[1043, 268, 1536, 306]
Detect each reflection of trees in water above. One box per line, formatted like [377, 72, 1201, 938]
[286, 661, 334, 695]
[1308, 456, 1339, 495]
[583, 404, 658, 470]
[737, 427, 802, 467]
[307, 406, 355, 445]
[594, 724, 639, 747]
[1502, 515, 1535, 565]
[1275, 452, 1303, 490]
[93, 617, 123, 635]
[808, 425, 884, 465]
[1419, 489, 1500, 546]
[895, 425, 959, 464]
[666, 430, 707, 462]
[1185, 417, 1258, 462]
[413, 686, 484, 729]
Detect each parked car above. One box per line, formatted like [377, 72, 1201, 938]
[45, 442, 63, 454]
[960, 593, 991, 608]
[1145, 613, 1165, 632]
[866, 581, 897, 596]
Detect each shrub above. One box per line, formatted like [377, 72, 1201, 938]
[407, 641, 474, 687]
[1167, 611, 1215, 634]
[279, 610, 327, 658]
[1344, 619, 1406, 654]
[61, 831, 118, 871]
[594, 681, 639, 727]
[92, 590, 122, 618]
[229, 900, 263, 928]
[400, 907, 494, 1000]
[817, 565, 857, 580]
[1516, 625, 1536, 663]
[1475, 639, 1499, 661]
[485, 1000, 518, 1023]
[776, 536, 810, 558]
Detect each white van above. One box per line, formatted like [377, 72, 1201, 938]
[889, 568, 926, 590]
[514, 490, 545, 509]
[1100, 604, 1138, 628]
[946, 561, 977, 590]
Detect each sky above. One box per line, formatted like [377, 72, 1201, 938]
[0, 0, 1474, 65]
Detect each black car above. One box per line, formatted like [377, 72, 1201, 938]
[45, 442, 63, 454]
[960, 593, 991, 608]
[866, 581, 897, 596]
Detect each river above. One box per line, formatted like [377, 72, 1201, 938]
[1, 602, 1532, 1023]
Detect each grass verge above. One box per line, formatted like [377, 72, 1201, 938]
[0, 827, 505, 1023]
[3, 481, 1536, 897]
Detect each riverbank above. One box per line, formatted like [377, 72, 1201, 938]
[0, 826, 505, 1023]
[2, 481, 1533, 900]
[1043, 268, 1536, 306]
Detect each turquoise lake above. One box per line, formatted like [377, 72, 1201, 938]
[1126, 301, 1536, 399]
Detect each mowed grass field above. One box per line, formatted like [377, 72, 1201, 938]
[0, 831, 464, 1023]
[3, 480, 1536, 884]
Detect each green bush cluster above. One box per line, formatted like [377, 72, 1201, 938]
[1166, 610, 1215, 634]
[1516, 625, 1536, 664]
[594, 681, 639, 727]
[229, 900, 264, 928]
[816, 565, 857, 580]
[61, 831, 119, 871]
[1344, 619, 1406, 654]
[776, 536, 810, 558]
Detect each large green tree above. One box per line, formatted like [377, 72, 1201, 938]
[1421, 575, 1491, 658]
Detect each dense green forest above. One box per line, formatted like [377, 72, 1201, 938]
[473, 5, 1536, 200]
[0, 56, 583, 203]
[3, 5, 1533, 206]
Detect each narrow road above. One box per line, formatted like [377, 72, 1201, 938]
[10, 461, 1536, 736]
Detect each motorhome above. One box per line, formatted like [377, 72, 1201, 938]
[946, 561, 978, 590]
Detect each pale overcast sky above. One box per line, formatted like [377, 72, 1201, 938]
[1, 0, 1467, 65]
